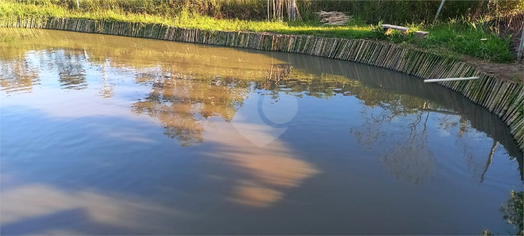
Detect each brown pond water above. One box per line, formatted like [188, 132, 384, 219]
[0, 28, 522, 235]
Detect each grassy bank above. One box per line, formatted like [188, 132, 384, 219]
[415, 22, 514, 63]
[0, 0, 517, 63]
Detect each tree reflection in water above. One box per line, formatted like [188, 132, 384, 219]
[56, 51, 87, 90]
[456, 124, 504, 183]
[486, 190, 524, 236]
[132, 74, 251, 146]
[98, 63, 115, 98]
[501, 190, 523, 235]
[129, 62, 342, 147]
[0, 58, 40, 95]
[0, 28, 43, 95]
[349, 85, 514, 185]
[378, 110, 436, 185]
[436, 112, 505, 183]
[349, 82, 437, 184]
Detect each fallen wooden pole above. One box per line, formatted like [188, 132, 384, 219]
[424, 77, 479, 83]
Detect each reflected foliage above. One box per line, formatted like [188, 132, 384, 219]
[268, 52, 522, 183]
[98, 64, 115, 98]
[129, 63, 352, 146]
[56, 51, 87, 90]
[501, 190, 523, 235]
[446, 115, 505, 183]
[378, 111, 435, 185]
[132, 75, 250, 146]
[0, 28, 360, 147]
[351, 99, 436, 185]
[0, 58, 39, 95]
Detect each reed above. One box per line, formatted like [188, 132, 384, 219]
[1, 16, 523, 153]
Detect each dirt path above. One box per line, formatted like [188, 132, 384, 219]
[463, 56, 523, 84]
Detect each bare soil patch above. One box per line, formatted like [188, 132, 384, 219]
[462, 55, 523, 84]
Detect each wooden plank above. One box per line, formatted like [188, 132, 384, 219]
[382, 24, 408, 32]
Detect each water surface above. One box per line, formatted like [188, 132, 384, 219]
[1, 29, 522, 235]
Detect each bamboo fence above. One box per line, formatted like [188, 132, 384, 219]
[2, 16, 523, 154]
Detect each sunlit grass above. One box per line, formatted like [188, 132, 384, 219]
[0, 1, 372, 36]
[416, 21, 514, 63]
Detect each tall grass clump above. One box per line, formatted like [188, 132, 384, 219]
[418, 20, 513, 63]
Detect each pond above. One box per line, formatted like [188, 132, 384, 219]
[0, 28, 522, 235]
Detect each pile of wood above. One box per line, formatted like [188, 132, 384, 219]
[317, 11, 351, 26]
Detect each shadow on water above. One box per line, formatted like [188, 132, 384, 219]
[263, 50, 523, 179]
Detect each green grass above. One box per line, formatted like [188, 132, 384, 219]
[416, 21, 514, 63]
[0, 1, 515, 63]
[0, 1, 374, 36]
